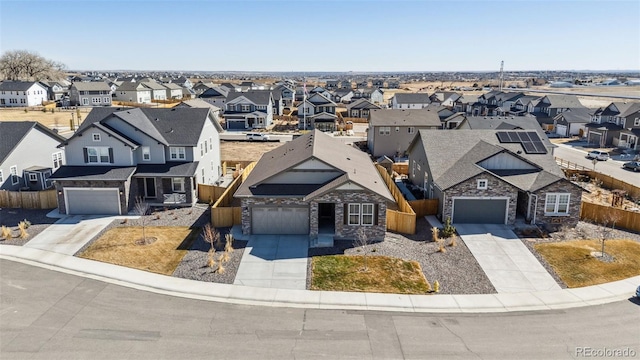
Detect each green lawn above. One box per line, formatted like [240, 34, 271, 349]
[311, 255, 430, 294]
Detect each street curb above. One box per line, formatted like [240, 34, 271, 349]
[1, 245, 637, 313]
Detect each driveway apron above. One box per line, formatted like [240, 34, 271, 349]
[456, 224, 561, 293]
[234, 235, 308, 290]
[23, 215, 114, 255]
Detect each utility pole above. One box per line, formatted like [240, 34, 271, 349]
[499, 60, 504, 91]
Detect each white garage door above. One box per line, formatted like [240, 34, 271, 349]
[65, 188, 121, 215]
[556, 124, 567, 137]
[252, 207, 309, 234]
[452, 198, 508, 224]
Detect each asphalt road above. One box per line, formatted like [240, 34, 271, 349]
[1, 259, 639, 359]
[553, 145, 640, 184]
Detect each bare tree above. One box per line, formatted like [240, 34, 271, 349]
[594, 212, 622, 258]
[203, 224, 220, 268]
[355, 228, 370, 271]
[134, 197, 150, 243]
[0, 50, 66, 81]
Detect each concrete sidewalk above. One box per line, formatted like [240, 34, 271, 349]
[1, 245, 637, 314]
[457, 224, 561, 293]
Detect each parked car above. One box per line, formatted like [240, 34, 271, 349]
[586, 150, 610, 161]
[246, 133, 270, 141]
[636, 285, 640, 298]
[622, 161, 640, 172]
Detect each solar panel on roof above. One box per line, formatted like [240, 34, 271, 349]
[517, 132, 530, 142]
[527, 131, 542, 142]
[507, 132, 521, 142]
[521, 142, 536, 153]
[496, 131, 510, 143]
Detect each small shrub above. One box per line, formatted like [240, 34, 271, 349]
[42, 108, 47, 113]
[442, 217, 456, 238]
[433, 280, 440, 293]
[224, 234, 234, 253]
[219, 251, 230, 264]
[24, 108, 28, 113]
[22, 219, 31, 229]
[449, 237, 457, 247]
[431, 226, 440, 242]
[154, 214, 160, 220]
[121, 218, 128, 225]
[1, 226, 12, 239]
[18, 221, 28, 239]
[217, 262, 226, 274]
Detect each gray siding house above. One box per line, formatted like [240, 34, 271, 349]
[407, 129, 582, 229]
[50, 107, 223, 215]
[69, 81, 113, 107]
[0, 121, 66, 191]
[224, 91, 274, 130]
[235, 130, 395, 245]
[367, 108, 441, 158]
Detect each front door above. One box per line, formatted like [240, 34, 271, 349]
[144, 178, 156, 198]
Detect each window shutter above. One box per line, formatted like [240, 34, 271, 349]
[343, 204, 348, 225]
[83, 148, 88, 163]
[108, 148, 114, 163]
[374, 204, 379, 225]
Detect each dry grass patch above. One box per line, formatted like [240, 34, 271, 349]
[78, 226, 199, 275]
[311, 255, 430, 294]
[534, 239, 640, 288]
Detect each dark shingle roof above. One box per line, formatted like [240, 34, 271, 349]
[369, 108, 441, 127]
[455, 114, 552, 147]
[50, 166, 136, 181]
[226, 90, 272, 105]
[347, 98, 381, 110]
[553, 108, 592, 124]
[71, 81, 112, 91]
[0, 81, 41, 91]
[410, 129, 565, 192]
[235, 130, 393, 202]
[0, 121, 66, 164]
[133, 162, 199, 177]
[393, 93, 431, 104]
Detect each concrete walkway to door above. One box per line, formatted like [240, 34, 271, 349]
[456, 224, 561, 293]
[233, 232, 309, 290]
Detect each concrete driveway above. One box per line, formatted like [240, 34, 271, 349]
[234, 235, 308, 290]
[456, 224, 561, 293]
[23, 215, 116, 255]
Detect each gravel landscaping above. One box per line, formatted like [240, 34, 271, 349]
[519, 221, 640, 288]
[0, 208, 58, 246]
[307, 217, 497, 294]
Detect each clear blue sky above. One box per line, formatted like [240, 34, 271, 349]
[1, 0, 638, 72]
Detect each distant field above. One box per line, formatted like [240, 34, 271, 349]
[0, 108, 92, 129]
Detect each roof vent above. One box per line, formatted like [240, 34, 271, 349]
[155, 118, 159, 121]
[346, 157, 351, 160]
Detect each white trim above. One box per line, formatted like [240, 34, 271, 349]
[28, 173, 38, 182]
[0, 170, 3, 184]
[544, 193, 570, 216]
[63, 187, 121, 215]
[451, 196, 510, 224]
[477, 179, 488, 190]
[170, 147, 186, 160]
[171, 178, 185, 192]
[348, 203, 361, 225]
[10, 165, 18, 185]
[92, 133, 101, 142]
[142, 146, 151, 161]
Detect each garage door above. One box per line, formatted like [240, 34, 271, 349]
[452, 198, 507, 224]
[226, 120, 246, 130]
[556, 124, 567, 137]
[252, 207, 309, 234]
[65, 188, 120, 215]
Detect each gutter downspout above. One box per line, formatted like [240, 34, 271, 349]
[530, 193, 538, 225]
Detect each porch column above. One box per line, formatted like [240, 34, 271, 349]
[309, 202, 319, 239]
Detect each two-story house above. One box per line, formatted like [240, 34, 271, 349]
[389, 93, 430, 109]
[224, 91, 274, 130]
[585, 102, 634, 147]
[141, 80, 168, 101]
[346, 98, 380, 118]
[387, 79, 400, 89]
[330, 88, 354, 104]
[533, 95, 585, 117]
[429, 92, 462, 107]
[367, 108, 441, 158]
[0, 81, 48, 107]
[114, 82, 152, 104]
[325, 80, 339, 89]
[553, 108, 593, 137]
[297, 93, 338, 132]
[0, 121, 66, 191]
[193, 81, 215, 96]
[407, 129, 582, 229]
[616, 103, 640, 150]
[199, 86, 229, 109]
[353, 88, 384, 104]
[69, 81, 113, 107]
[50, 107, 223, 215]
[272, 84, 295, 107]
[340, 80, 352, 89]
[163, 82, 184, 100]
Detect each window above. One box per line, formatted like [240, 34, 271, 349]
[348, 203, 361, 225]
[0, 170, 3, 184]
[92, 97, 101, 104]
[82, 98, 89, 105]
[200, 143, 204, 156]
[170, 147, 186, 160]
[86, 147, 110, 163]
[635, 118, 640, 126]
[408, 127, 415, 134]
[92, 133, 101, 141]
[10, 166, 18, 185]
[201, 168, 205, 183]
[171, 178, 185, 192]
[477, 179, 488, 190]
[412, 160, 416, 177]
[28, 173, 38, 182]
[545, 193, 570, 215]
[209, 137, 213, 150]
[362, 203, 374, 225]
[395, 126, 400, 132]
[228, 104, 235, 111]
[241, 105, 250, 112]
[378, 126, 390, 136]
[204, 140, 208, 153]
[104, 97, 110, 103]
[142, 146, 151, 161]
[52, 152, 63, 169]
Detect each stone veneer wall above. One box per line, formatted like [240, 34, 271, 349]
[442, 173, 519, 224]
[533, 180, 582, 230]
[241, 190, 387, 241]
[54, 179, 130, 215]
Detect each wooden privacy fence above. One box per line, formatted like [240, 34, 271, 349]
[210, 162, 256, 227]
[580, 201, 640, 233]
[564, 169, 640, 199]
[197, 184, 226, 204]
[392, 163, 409, 175]
[408, 199, 438, 217]
[0, 190, 57, 209]
[376, 164, 416, 234]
